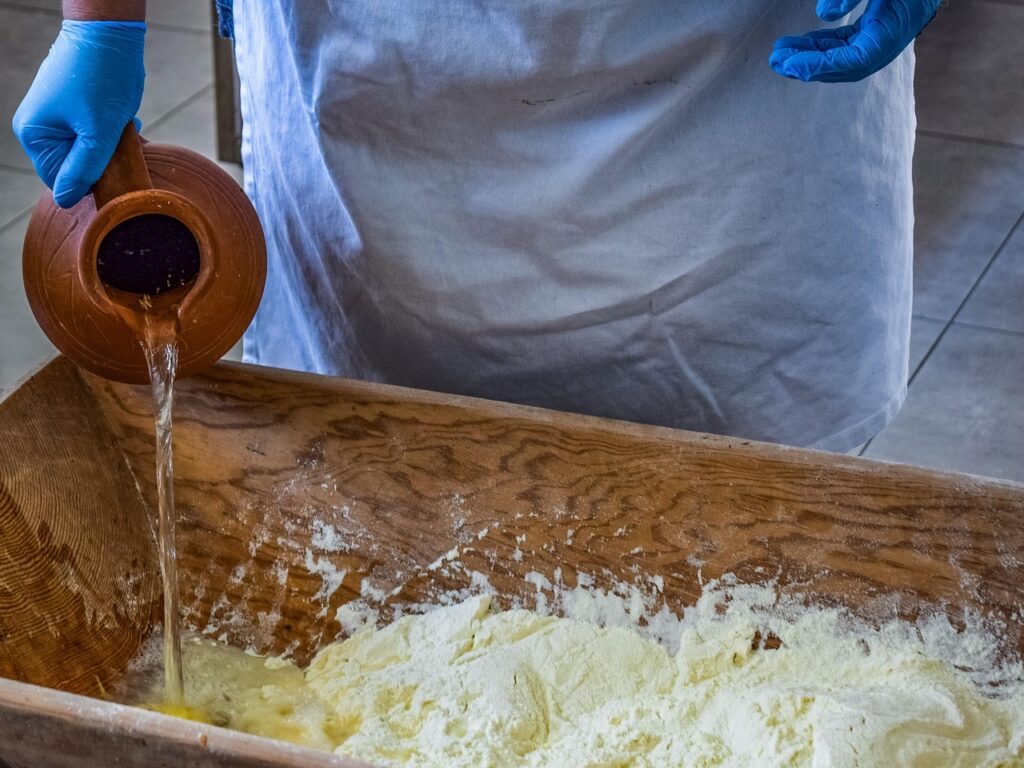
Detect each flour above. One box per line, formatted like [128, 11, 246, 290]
[158, 578, 1024, 767]
[303, 549, 348, 617]
[229, 563, 248, 585]
[272, 561, 289, 587]
[359, 578, 388, 602]
[426, 547, 460, 572]
[335, 601, 379, 637]
[310, 519, 349, 553]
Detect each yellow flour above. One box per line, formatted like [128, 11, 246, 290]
[167, 588, 1024, 767]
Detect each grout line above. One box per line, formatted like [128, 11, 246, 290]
[976, 0, 1024, 8]
[0, 163, 37, 176]
[144, 22, 211, 36]
[867, 209, 1024, 458]
[936, 206, 1024, 328]
[949, 319, 1024, 339]
[858, 320, 946, 458]
[0, 208, 32, 236]
[917, 129, 1024, 153]
[907, 208, 1024, 387]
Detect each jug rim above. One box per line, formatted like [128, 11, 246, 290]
[77, 189, 217, 337]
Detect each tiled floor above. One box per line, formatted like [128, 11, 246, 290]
[858, 0, 1024, 480]
[0, 1, 1022, 481]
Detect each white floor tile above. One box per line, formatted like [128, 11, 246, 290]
[0, 169, 44, 229]
[915, 0, 1024, 146]
[865, 323, 1024, 482]
[2, 0, 212, 34]
[146, 87, 243, 182]
[0, 6, 213, 170]
[912, 135, 1024, 320]
[959, 218, 1024, 335]
[0, 217, 58, 396]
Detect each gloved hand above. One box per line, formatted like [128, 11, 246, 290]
[769, 0, 941, 83]
[12, 20, 145, 208]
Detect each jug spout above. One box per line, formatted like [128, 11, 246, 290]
[74, 124, 203, 336]
[78, 176, 219, 344]
[22, 123, 266, 385]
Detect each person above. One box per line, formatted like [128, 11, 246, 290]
[14, 0, 941, 452]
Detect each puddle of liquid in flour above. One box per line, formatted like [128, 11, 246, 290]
[142, 313, 184, 708]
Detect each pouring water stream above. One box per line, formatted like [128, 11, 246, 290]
[142, 312, 184, 707]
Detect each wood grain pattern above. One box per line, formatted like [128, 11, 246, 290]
[0, 360, 160, 696]
[87, 359, 1024, 663]
[1, 355, 1022, 768]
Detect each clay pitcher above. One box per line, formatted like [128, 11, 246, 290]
[22, 123, 266, 384]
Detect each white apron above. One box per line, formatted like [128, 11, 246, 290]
[233, 1, 915, 451]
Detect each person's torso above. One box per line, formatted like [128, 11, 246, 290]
[234, 0, 915, 450]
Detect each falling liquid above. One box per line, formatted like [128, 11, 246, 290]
[142, 314, 184, 708]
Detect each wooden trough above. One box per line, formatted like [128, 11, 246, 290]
[0, 356, 1022, 767]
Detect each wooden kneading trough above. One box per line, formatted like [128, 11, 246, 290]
[0, 356, 1022, 768]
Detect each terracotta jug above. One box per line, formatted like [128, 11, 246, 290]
[22, 123, 266, 384]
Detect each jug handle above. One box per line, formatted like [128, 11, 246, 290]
[91, 122, 153, 210]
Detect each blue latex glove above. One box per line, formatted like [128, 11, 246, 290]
[769, 0, 941, 83]
[12, 20, 145, 208]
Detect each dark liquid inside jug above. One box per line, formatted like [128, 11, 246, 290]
[97, 214, 200, 296]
